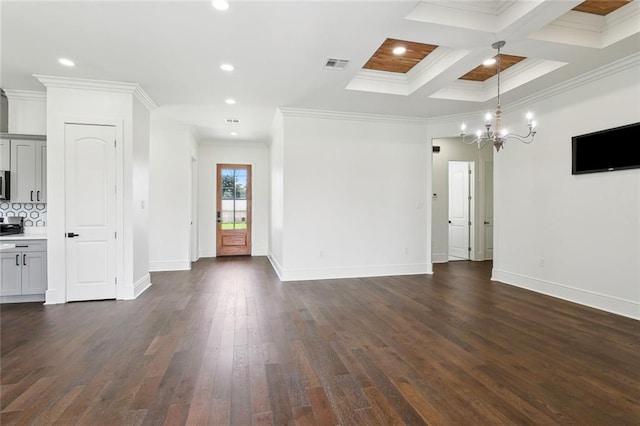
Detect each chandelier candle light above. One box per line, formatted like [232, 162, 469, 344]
[461, 41, 537, 152]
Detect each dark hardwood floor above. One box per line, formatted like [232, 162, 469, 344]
[1, 257, 639, 425]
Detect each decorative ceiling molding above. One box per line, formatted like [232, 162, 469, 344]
[406, 1, 542, 33]
[2, 89, 46, 102]
[363, 38, 438, 74]
[347, 47, 470, 96]
[33, 75, 157, 110]
[346, 70, 409, 96]
[279, 107, 427, 125]
[529, 1, 639, 48]
[430, 59, 568, 102]
[427, 51, 640, 127]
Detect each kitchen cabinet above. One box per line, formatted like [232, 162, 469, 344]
[0, 240, 47, 296]
[0, 138, 9, 170]
[10, 139, 46, 202]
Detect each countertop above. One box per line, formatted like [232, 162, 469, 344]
[0, 243, 17, 250]
[0, 233, 48, 241]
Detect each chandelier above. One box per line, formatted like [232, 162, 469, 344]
[460, 41, 537, 152]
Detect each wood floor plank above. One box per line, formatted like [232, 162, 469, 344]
[1, 257, 639, 425]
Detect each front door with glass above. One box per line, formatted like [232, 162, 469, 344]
[216, 164, 251, 256]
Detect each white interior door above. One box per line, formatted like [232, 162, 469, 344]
[449, 161, 471, 260]
[65, 124, 117, 301]
[484, 161, 494, 260]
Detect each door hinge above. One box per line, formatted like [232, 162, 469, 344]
[115, 232, 117, 239]
[469, 221, 472, 226]
[468, 247, 471, 252]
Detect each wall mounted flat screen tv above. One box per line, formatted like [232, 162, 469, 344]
[572, 122, 640, 175]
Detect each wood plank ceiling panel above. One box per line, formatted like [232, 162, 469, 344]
[572, 0, 632, 16]
[363, 38, 438, 74]
[459, 54, 527, 82]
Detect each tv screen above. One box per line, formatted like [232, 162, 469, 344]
[572, 122, 640, 175]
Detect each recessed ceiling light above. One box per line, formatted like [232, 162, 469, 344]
[230, 131, 238, 136]
[483, 58, 497, 66]
[225, 98, 236, 105]
[58, 58, 75, 67]
[212, 0, 229, 11]
[220, 63, 234, 72]
[392, 46, 407, 55]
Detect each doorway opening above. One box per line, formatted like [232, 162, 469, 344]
[431, 137, 493, 263]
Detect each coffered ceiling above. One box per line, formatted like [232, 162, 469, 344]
[1, 1, 638, 141]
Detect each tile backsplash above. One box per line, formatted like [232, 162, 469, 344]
[0, 202, 47, 227]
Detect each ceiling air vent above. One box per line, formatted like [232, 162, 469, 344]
[224, 118, 240, 124]
[324, 58, 349, 70]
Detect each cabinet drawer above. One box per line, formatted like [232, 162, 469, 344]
[2, 240, 47, 252]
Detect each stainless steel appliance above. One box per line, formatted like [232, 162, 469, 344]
[0, 170, 9, 200]
[0, 217, 24, 236]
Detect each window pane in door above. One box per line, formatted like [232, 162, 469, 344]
[220, 167, 248, 230]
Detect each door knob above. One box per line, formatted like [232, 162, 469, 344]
[67, 232, 79, 238]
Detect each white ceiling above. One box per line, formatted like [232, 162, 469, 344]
[1, 0, 639, 142]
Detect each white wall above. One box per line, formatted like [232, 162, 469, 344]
[492, 60, 640, 319]
[132, 96, 151, 295]
[148, 114, 196, 271]
[427, 56, 640, 319]
[272, 111, 431, 281]
[198, 140, 270, 258]
[431, 136, 493, 262]
[269, 111, 285, 273]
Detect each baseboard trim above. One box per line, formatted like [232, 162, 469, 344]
[1, 294, 45, 304]
[267, 254, 284, 281]
[432, 253, 448, 263]
[133, 273, 152, 298]
[492, 269, 640, 320]
[279, 262, 432, 282]
[44, 289, 63, 305]
[149, 260, 191, 272]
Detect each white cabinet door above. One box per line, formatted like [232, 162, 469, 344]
[9, 139, 46, 203]
[35, 141, 46, 202]
[22, 251, 47, 295]
[0, 252, 22, 296]
[10, 140, 37, 202]
[0, 139, 9, 170]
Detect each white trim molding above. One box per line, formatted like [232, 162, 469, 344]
[34, 75, 157, 110]
[492, 268, 640, 320]
[2, 89, 47, 102]
[279, 107, 427, 125]
[276, 262, 432, 282]
[149, 260, 191, 272]
[133, 273, 152, 299]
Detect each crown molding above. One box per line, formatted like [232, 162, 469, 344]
[279, 107, 427, 125]
[2, 89, 46, 102]
[507, 51, 640, 111]
[33, 75, 157, 110]
[132, 86, 158, 111]
[428, 51, 640, 127]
